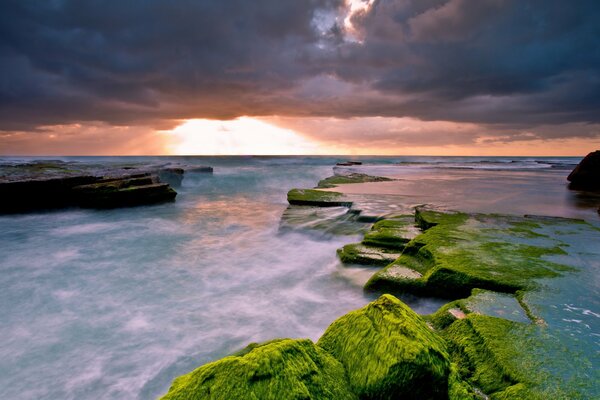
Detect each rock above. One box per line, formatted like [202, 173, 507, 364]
[336, 161, 362, 166]
[317, 173, 393, 188]
[159, 338, 357, 400]
[73, 176, 176, 208]
[317, 294, 453, 400]
[567, 150, 600, 190]
[287, 189, 352, 207]
[365, 208, 573, 298]
[336, 243, 401, 266]
[157, 168, 184, 187]
[0, 175, 99, 213]
[186, 166, 213, 173]
[361, 215, 421, 250]
[442, 314, 578, 399]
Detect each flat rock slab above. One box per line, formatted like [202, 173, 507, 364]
[366, 208, 576, 297]
[464, 290, 531, 324]
[287, 188, 353, 207]
[337, 243, 402, 266]
[317, 173, 393, 188]
[73, 177, 177, 208]
[0, 160, 191, 213]
[362, 215, 421, 250]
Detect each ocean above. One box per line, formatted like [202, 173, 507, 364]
[0, 156, 598, 399]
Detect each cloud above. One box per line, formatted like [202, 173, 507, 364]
[0, 0, 599, 141]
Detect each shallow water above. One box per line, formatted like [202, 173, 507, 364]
[0, 156, 598, 399]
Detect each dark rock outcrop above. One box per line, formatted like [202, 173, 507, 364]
[0, 175, 99, 213]
[336, 161, 362, 166]
[0, 171, 177, 213]
[72, 175, 177, 209]
[567, 150, 600, 190]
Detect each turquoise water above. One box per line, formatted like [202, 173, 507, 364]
[0, 156, 598, 399]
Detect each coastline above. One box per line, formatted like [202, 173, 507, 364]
[0, 156, 597, 399]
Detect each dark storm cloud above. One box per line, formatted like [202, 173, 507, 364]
[0, 0, 599, 133]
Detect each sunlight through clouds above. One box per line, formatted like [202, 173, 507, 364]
[165, 117, 335, 155]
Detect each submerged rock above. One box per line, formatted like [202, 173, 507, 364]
[317, 294, 456, 400]
[279, 205, 368, 237]
[567, 150, 600, 190]
[159, 338, 357, 400]
[287, 188, 352, 207]
[441, 314, 584, 399]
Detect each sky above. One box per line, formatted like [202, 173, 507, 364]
[1, 0, 599, 156]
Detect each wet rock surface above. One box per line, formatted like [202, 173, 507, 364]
[567, 150, 600, 190]
[0, 160, 212, 213]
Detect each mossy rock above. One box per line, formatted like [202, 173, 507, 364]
[361, 216, 421, 250]
[365, 209, 573, 297]
[287, 188, 352, 207]
[441, 314, 587, 399]
[317, 173, 393, 188]
[160, 338, 357, 400]
[317, 294, 454, 399]
[336, 243, 401, 266]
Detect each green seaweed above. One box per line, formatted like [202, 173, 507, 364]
[366, 209, 574, 297]
[361, 215, 420, 250]
[336, 243, 401, 266]
[317, 294, 454, 399]
[160, 338, 357, 400]
[441, 314, 588, 399]
[317, 173, 393, 188]
[287, 188, 352, 207]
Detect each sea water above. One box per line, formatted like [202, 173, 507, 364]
[0, 156, 597, 399]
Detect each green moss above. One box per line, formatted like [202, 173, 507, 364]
[448, 365, 479, 400]
[317, 173, 393, 188]
[317, 294, 453, 399]
[361, 215, 420, 250]
[441, 314, 586, 399]
[160, 338, 357, 400]
[365, 209, 574, 297]
[287, 188, 352, 207]
[336, 243, 401, 266]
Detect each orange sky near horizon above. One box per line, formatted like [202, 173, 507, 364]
[0, 116, 598, 157]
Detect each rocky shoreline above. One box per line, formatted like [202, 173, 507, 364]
[161, 158, 599, 400]
[0, 160, 212, 213]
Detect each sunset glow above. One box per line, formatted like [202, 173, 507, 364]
[165, 117, 334, 155]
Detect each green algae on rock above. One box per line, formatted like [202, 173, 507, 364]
[366, 208, 573, 298]
[336, 243, 402, 266]
[316, 173, 393, 188]
[361, 215, 421, 250]
[317, 294, 457, 399]
[287, 188, 353, 207]
[442, 314, 589, 399]
[160, 338, 357, 400]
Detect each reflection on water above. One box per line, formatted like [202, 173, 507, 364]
[0, 156, 597, 400]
